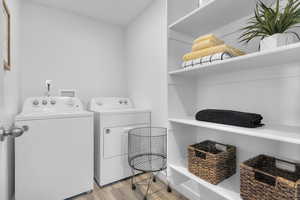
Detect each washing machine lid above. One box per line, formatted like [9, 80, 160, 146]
[16, 111, 92, 121]
[16, 97, 93, 121]
[89, 97, 150, 114]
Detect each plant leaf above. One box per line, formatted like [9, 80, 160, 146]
[240, 0, 300, 44]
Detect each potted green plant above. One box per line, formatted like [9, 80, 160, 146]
[240, 0, 300, 51]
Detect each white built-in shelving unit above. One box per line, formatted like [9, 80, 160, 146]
[169, 118, 300, 145]
[167, 0, 300, 200]
[168, 0, 270, 37]
[169, 164, 241, 200]
[169, 42, 300, 77]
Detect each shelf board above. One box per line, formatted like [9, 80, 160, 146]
[169, 118, 300, 145]
[168, 42, 300, 77]
[168, 0, 272, 37]
[169, 164, 241, 200]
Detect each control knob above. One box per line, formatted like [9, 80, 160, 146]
[33, 100, 39, 106]
[42, 100, 48, 105]
[50, 99, 56, 105]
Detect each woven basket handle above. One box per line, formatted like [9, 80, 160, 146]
[195, 151, 206, 159]
[254, 171, 276, 187]
[275, 158, 297, 173]
[215, 143, 227, 152]
[254, 158, 297, 187]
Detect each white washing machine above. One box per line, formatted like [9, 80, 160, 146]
[15, 97, 94, 200]
[89, 97, 151, 186]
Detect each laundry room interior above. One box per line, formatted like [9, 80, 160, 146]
[1, 0, 300, 200]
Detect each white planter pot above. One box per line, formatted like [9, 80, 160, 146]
[260, 33, 296, 51]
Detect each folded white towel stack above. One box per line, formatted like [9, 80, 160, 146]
[182, 52, 233, 69]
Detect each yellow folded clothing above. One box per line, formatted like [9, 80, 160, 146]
[192, 39, 224, 52]
[183, 44, 245, 61]
[193, 34, 222, 44]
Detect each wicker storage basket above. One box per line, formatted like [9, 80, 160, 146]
[240, 155, 300, 200]
[188, 140, 236, 185]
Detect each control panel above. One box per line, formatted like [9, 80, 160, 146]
[89, 97, 134, 111]
[22, 97, 84, 114]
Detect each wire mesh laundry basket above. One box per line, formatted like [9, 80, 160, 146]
[128, 127, 171, 200]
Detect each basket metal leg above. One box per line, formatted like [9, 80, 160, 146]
[152, 174, 156, 182]
[144, 173, 154, 200]
[131, 168, 136, 190]
[167, 185, 172, 193]
[165, 168, 172, 193]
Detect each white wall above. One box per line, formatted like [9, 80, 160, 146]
[0, 0, 22, 199]
[126, 0, 168, 127]
[20, 2, 127, 105]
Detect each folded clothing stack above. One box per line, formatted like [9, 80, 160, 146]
[195, 109, 264, 128]
[183, 52, 233, 68]
[182, 34, 245, 69]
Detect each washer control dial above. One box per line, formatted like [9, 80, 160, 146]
[42, 100, 48, 105]
[50, 99, 56, 105]
[33, 100, 39, 106]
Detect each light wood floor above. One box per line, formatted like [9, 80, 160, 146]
[73, 174, 188, 200]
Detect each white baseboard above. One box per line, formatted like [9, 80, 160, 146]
[157, 172, 201, 200]
[175, 183, 201, 200]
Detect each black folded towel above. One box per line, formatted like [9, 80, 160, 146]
[195, 109, 263, 128]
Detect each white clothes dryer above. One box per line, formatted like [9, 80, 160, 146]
[89, 97, 151, 186]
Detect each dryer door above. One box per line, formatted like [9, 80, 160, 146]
[104, 127, 128, 159]
[103, 124, 147, 159]
[101, 124, 147, 186]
